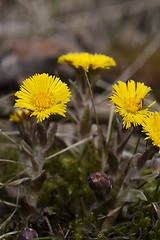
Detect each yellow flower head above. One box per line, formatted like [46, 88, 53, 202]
[109, 80, 155, 129]
[9, 109, 31, 122]
[142, 112, 160, 152]
[58, 52, 116, 72]
[14, 73, 71, 122]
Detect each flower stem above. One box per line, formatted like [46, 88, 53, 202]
[84, 70, 100, 129]
[84, 69, 105, 170]
[134, 133, 141, 154]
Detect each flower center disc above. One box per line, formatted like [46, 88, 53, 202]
[125, 97, 142, 114]
[94, 173, 101, 180]
[32, 92, 54, 110]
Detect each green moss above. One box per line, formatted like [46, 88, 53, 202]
[0, 145, 19, 181]
[105, 206, 160, 239]
[38, 180, 55, 207]
[69, 213, 95, 239]
[43, 145, 98, 213]
[97, 234, 105, 240]
[3, 123, 160, 239]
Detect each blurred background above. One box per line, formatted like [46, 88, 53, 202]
[0, 2, 160, 236]
[1, 0, 160, 111]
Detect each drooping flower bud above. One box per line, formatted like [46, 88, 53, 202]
[88, 171, 112, 200]
[19, 228, 38, 240]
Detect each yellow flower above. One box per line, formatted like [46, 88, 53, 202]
[9, 109, 31, 122]
[142, 112, 160, 152]
[58, 52, 116, 72]
[14, 73, 71, 122]
[109, 80, 155, 129]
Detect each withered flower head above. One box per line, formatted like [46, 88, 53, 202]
[88, 171, 112, 200]
[19, 228, 38, 240]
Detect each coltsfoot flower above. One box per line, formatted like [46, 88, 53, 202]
[58, 52, 116, 72]
[9, 109, 31, 122]
[142, 112, 160, 152]
[14, 73, 71, 122]
[109, 80, 155, 129]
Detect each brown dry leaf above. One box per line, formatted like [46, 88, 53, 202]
[0, 177, 30, 186]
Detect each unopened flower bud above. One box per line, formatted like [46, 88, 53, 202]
[19, 228, 38, 240]
[88, 171, 112, 200]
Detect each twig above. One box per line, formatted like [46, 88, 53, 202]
[96, 32, 160, 103]
[114, 33, 160, 84]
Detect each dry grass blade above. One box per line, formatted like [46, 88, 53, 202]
[46, 137, 92, 160]
[0, 168, 30, 191]
[152, 202, 160, 219]
[0, 129, 21, 149]
[0, 92, 15, 102]
[43, 216, 54, 237]
[0, 230, 20, 239]
[98, 206, 122, 220]
[0, 199, 20, 208]
[0, 206, 18, 230]
[0, 159, 32, 167]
